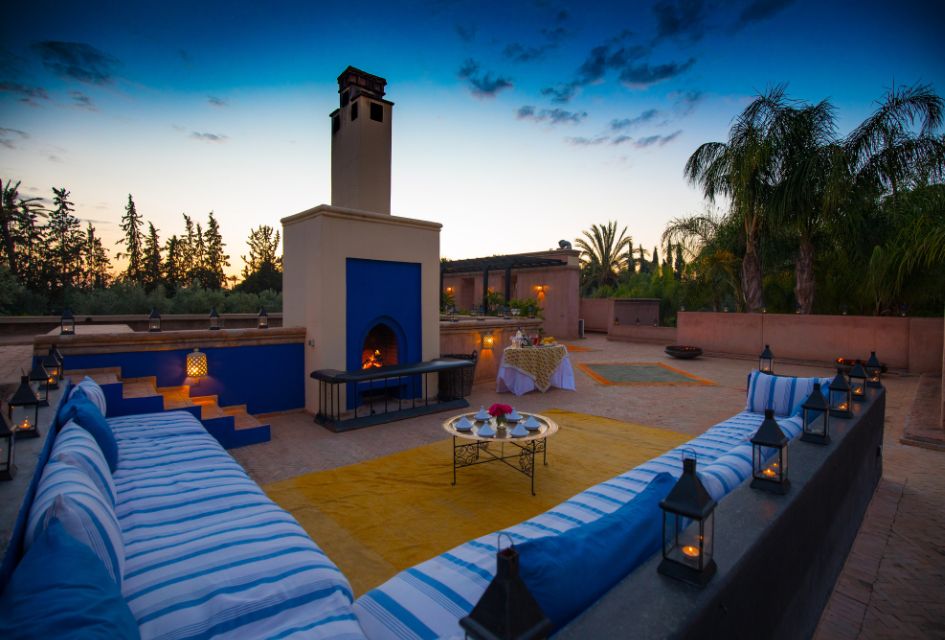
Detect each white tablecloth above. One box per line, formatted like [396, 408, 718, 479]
[497, 351, 576, 395]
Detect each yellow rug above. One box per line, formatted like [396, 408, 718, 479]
[264, 409, 689, 596]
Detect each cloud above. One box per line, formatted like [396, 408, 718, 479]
[619, 58, 696, 87]
[455, 24, 476, 43]
[671, 89, 705, 115]
[610, 108, 662, 131]
[634, 130, 682, 147]
[736, 0, 796, 29]
[540, 33, 646, 103]
[190, 132, 228, 142]
[0, 81, 49, 105]
[565, 135, 609, 146]
[208, 96, 227, 107]
[611, 135, 633, 145]
[541, 84, 578, 104]
[652, 0, 708, 42]
[504, 42, 553, 63]
[31, 41, 119, 85]
[48, 154, 62, 162]
[517, 105, 587, 125]
[0, 127, 28, 149]
[70, 90, 95, 110]
[457, 59, 513, 98]
[80, 218, 112, 225]
[504, 10, 573, 63]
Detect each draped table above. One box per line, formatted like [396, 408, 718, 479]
[497, 344, 576, 396]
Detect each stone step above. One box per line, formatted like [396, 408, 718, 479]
[122, 380, 159, 399]
[63, 367, 122, 386]
[233, 411, 263, 431]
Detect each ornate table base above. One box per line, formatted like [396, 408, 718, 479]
[451, 436, 549, 496]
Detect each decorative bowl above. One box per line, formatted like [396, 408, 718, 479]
[665, 345, 703, 359]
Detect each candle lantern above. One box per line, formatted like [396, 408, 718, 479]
[865, 352, 882, 387]
[658, 456, 717, 586]
[42, 348, 60, 390]
[9, 375, 41, 439]
[751, 409, 790, 494]
[257, 307, 269, 329]
[481, 331, 495, 351]
[148, 308, 162, 332]
[51, 345, 64, 376]
[828, 371, 853, 419]
[0, 409, 15, 481]
[60, 308, 76, 335]
[459, 536, 552, 640]
[801, 382, 831, 444]
[28, 360, 50, 406]
[209, 307, 222, 330]
[848, 362, 867, 401]
[758, 344, 774, 374]
[186, 349, 209, 378]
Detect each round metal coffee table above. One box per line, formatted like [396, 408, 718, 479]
[443, 412, 559, 495]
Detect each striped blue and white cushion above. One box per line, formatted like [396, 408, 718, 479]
[108, 411, 366, 640]
[746, 371, 832, 417]
[73, 376, 108, 415]
[51, 420, 117, 506]
[353, 410, 769, 639]
[26, 460, 125, 585]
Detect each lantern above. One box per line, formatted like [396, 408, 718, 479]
[758, 344, 774, 374]
[42, 348, 60, 390]
[751, 409, 790, 494]
[257, 307, 269, 329]
[28, 360, 50, 406]
[209, 307, 221, 330]
[60, 308, 76, 335]
[9, 374, 41, 439]
[148, 308, 162, 332]
[459, 536, 552, 640]
[865, 352, 882, 388]
[0, 410, 15, 481]
[848, 362, 867, 401]
[186, 349, 208, 378]
[658, 456, 717, 586]
[801, 382, 831, 445]
[51, 345, 64, 375]
[828, 372, 853, 418]
[481, 331, 495, 350]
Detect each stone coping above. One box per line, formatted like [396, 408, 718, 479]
[33, 326, 306, 355]
[439, 317, 542, 334]
[281, 203, 442, 231]
[0, 313, 283, 325]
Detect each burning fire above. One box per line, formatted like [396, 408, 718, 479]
[363, 349, 384, 369]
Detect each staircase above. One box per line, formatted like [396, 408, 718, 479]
[65, 367, 271, 449]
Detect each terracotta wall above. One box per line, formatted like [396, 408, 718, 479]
[676, 312, 943, 373]
[440, 318, 542, 384]
[579, 298, 613, 332]
[0, 314, 283, 338]
[607, 325, 677, 344]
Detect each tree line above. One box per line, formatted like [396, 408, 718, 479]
[577, 84, 945, 319]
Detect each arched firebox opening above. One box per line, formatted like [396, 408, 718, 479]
[361, 323, 399, 369]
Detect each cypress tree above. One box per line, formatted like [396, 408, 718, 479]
[203, 211, 229, 289]
[47, 187, 85, 291]
[83, 222, 111, 288]
[142, 222, 162, 292]
[117, 194, 144, 283]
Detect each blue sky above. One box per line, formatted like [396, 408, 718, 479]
[1, 0, 943, 275]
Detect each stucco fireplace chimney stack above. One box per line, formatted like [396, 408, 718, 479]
[330, 66, 393, 215]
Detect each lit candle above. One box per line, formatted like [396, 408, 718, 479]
[762, 467, 777, 478]
[839, 403, 848, 411]
[19, 419, 30, 430]
[681, 545, 700, 558]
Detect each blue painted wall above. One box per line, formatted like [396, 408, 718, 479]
[63, 342, 304, 414]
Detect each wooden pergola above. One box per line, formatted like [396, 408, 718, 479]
[440, 254, 566, 311]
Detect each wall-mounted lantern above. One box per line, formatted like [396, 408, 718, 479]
[148, 308, 162, 332]
[758, 344, 774, 374]
[848, 362, 867, 402]
[481, 331, 495, 351]
[751, 409, 790, 494]
[209, 307, 221, 331]
[186, 348, 209, 378]
[60, 308, 76, 335]
[257, 307, 269, 329]
[828, 371, 853, 418]
[28, 360, 50, 406]
[801, 382, 831, 445]
[658, 455, 717, 586]
[0, 408, 15, 481]
[9, 375, 41, 439]
[865, 352, 882, 387]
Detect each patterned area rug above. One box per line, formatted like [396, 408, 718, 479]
[579, 361, 715, 386]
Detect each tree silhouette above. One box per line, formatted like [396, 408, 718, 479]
[117, 194, 144, 283]
[142, 222, 162, 292]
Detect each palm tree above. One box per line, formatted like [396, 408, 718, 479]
[663, 210, 743, 309]
[574, 221, 632, 294]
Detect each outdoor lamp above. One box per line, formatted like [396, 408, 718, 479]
[52, 344, 64, 372]
[658, 455, 717, 586]
[60, 308, 76, 335]
[866, 352, 882, 387]
[257, 307, 269, 329]
[759, 344, 774, 374]
[848, 362, 867, 401]
[828, 371, 853, 419]
[751, 409, 790, 494]
[9, 375, 41, 439]
[481, 331, 495, 351]
[209, 307, 221, 330]
[186, 348, 208, 378]
[148, 308, 162, 332]
[459, 535, 552, 640]
[42, 348, 60, 390]
[0, 409, 15, 481]
[801, 382, 831, 445]
[28, 360, 50, 406]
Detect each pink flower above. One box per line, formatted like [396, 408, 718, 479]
[488, 403, 513, 418]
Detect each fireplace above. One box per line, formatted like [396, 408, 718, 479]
[362, 323, 398, 369]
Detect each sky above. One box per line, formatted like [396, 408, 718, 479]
[1, 0, 943, 277]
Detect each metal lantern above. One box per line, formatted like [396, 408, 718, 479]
[209, 307, 221, 331]
[257, 307, 269, 329]
[60, 308, 76, 335]
[828, 372, 853, 419]
[459, 536, 552, 640]
[0, 409, 15, 481]
[848, 362, 867, 402]
[751, 409, 790, 494]
[865, 352, 882, 388]
[758, 344, 774, 374]
[481, 331, 495, 351]
[9, 375, 41, 439]
[801, 382, 831, 445]
[51, 345, 64, 376]
[148, 308, 162, 332]
[658, 456, 717, 586]
[186, 348, 209, 378]
[42, 348, 60, 390]
[28, 360, 50, 406]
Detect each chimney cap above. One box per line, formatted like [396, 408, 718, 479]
[337, 66, 387, 99]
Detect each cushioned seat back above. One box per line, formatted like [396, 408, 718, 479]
[746, 371, 832, 417]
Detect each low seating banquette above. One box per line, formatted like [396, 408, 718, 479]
[0, 370, 828, 639]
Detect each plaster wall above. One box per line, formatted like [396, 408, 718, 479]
[440, 318, 542, 384]
[579, 298, 613, 332]
[608, 325, 677, 344]
[330, 95, 392, 214]
[282, 205, 441, 413]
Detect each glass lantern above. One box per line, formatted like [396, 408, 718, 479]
[801, 382, 831, 445]
[209, 307, 221, 331]
[60, 308, 76, 335]
[148, 308, 162, 332]
[828, 371, 853, 419]
[658, 456, 717, 586]
[28, 360, 50, 406]
[186, 348, 209, 378]
[257, 307, 269, 329]
[51, 345, 64, 377]
[759, 344, 774, 374]
[848, 362, 867, 401]
[0, 410, 15, 481]
[9, 374, 41, 439]
[41, 348, 60, 391]
[751, 409, 790, 494]
[865, 352, 882, 388]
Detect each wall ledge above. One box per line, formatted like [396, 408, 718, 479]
[35, 326, 306, 355]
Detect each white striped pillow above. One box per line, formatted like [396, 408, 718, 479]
[26, 460, 125, 585]
[51, 421, 117, 506]
[72, 376, 108, 416]
[746, 371, 830, 417]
